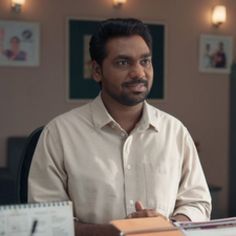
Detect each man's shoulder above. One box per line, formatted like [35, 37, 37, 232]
[146, 102, 186, 130]
[46, 102, 92, 129]
[147, 103, 182, 122]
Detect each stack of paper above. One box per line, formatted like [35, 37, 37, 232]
[176, 217, 236, 236]
[111, 217, 236, 236]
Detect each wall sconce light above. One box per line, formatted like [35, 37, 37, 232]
[212, 5, 226, 27]
[113, 0, 127, 8]
[11, 0, 26, 13]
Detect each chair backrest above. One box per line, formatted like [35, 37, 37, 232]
[17, 126, 44, 203]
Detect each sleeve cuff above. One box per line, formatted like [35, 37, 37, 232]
[173, 205, 211, 222]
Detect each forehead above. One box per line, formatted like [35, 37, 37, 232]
[105, 35, 151, 58]
[11, 38, 19, 43]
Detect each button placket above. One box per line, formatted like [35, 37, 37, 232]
[122, 135, 136, 215]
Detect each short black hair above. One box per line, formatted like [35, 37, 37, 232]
[89, 18, 152, 65]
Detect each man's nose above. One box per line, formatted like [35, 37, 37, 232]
[129, 63, 145, 79]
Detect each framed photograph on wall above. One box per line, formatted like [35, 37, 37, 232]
[0, 20, 40, 67]
[199, 34, 233, 74]
[67, 18, 165, 100]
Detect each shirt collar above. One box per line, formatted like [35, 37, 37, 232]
[91, 94, 115, 129]
[91, 94, 160, 132]
[138, 101, 159, 132]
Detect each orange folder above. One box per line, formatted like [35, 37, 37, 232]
[111, 217, 183, 236]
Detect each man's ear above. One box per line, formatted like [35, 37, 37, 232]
[92, 61, 102, 82]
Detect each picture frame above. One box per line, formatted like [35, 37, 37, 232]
[199, 34, 233, 74]
[0, 20, 40, 67]
[67, 19, 165, 100]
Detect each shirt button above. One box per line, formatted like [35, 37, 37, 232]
[127, 164, 131, 170]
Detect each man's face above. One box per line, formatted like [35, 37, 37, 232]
[94, 35, 153, 106]
[10, 38, 20, 52]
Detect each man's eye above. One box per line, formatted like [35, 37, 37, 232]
[141, 58, 152, 66]
[116, 59, 129, 66]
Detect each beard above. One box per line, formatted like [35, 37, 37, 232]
[105, 78, 151, 106]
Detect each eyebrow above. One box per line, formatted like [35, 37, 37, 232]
[114, 53, 152, 60]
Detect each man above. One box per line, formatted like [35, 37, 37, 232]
[2, 36, 27, 61]
[28, 18, 211, 235]
[213, 41, 226, 68]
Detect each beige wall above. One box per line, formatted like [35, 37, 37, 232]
[0, 0, 235, 217]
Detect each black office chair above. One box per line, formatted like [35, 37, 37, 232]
[17, 126, 44, 203]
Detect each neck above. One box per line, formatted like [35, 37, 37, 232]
[101, 93, 144, 134]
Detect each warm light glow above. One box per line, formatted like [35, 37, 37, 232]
[113, 0, 127, 8]
[12, 0, 25, 4]
[212, 5, 226, 27]
[11, 0, 26, 13]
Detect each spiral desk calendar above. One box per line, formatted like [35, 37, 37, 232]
[0, 201, 74, 236]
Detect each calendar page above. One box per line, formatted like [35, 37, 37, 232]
[0, 201, 74, 236]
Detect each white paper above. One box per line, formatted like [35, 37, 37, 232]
[0, 201, 74, 236]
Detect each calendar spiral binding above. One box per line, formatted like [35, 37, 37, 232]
[0, 201, 71, 211]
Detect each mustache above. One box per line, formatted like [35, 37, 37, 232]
[122, 78, 148, 87]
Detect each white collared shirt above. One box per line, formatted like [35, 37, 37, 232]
[28, 95, 211, 223]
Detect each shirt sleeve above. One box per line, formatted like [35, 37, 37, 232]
[172, 130, 212, 221]
[28, 122, 69, 203]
